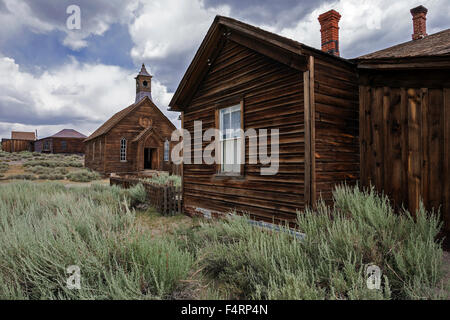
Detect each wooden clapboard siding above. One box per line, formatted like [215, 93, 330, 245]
[183, 39, 305, 223]
[85, 98, 176, 174]
[312, 54, 360, 203]
[0, 139, 32, 152]
[359, 69, 450, 231]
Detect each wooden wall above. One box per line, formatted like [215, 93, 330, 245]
[85, 136, 105, 172]
[85, 99, 176, 174]
[1, 139, 32, 152]
[311, 54, 360, 203]
[183, 40, 305, 223]
[52, 138, 85, 154]
[359, 69, 450, 231]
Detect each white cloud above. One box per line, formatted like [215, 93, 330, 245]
[129, 0, 230, 60]
[274, 0, 449, 58]
[0, 55, 179, 139]
[0, 0, 138, 50]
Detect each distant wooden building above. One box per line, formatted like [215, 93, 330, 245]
[169, 7, 449, 230]
[169, 14, 359, 223]
[34, 129, 86, 154]
[1, 131, 36, 152]
[353, 6, 450, 231]
[84, 65, 177, 174]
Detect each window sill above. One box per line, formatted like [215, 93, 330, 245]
[213, 173, 245, 180]
[120, 160, 127, 163]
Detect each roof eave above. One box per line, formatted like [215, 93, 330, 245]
[169, 15, 314, 110]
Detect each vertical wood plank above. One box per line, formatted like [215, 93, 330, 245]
[428, 89, 444, 213]
[365, 86, 374, 189]
[372, 87, 384, 191]
[309, 56, 316, 206]
[420, 88, 429, 209]
[382, 87, 390, 196]
[407, 88, 421, 216]
[303, 69, 311, 205]
[359, 85, 367, 188]
[389, 88, 403, 207]
[443, 88, 450, 231]
[400, 88, 409, 209]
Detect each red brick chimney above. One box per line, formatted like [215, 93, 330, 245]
[410, 5, 428, 40]
[318, 9, 341, 56]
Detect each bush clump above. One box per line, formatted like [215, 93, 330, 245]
[7, 174, 37, 181]
[188, 185, 445, 300]
[143, 172, 181, 187]
[0, 182, 193, 299]
[67, 169, 101, 182]
[24, 160, 83, 168]
[0, 162, 8, 174]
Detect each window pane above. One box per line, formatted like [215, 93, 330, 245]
[219, 105, 242, 174]
[231, 110, 240, 137]
[222, 112, 230, 139]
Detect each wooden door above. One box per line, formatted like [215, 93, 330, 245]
[151, 148, 159, 170]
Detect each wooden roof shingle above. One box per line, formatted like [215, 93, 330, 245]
[85, 96, 176, 142]
[355, 28, 450, 60]
[50, 129, 86, 138]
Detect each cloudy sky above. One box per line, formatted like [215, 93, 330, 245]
[0, 0, 448, 139]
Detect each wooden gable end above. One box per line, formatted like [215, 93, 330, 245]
[182, 38, 305, 223]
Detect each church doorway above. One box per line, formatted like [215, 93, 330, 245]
[144, 148, 158, 170]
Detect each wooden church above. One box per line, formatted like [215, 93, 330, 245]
[84, 64, 177, 175]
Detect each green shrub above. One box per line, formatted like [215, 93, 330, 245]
[0, 162, 8, 173]
[0, 182, 193, 299]
[25, 165, 69, 176]
[8, 174, 37, 180]
[143, 172, 181, 187]
[190, 185, 445, 300]
[38, 174, 65, 180]
[127, 183, 147, 206]
[67, 169, 101, 182]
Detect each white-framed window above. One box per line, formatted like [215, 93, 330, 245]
[219, 104, 241, 173]
[99, 140, 102, 159]
[164, 140, 169, 162]
[120, 138, 127, 161]
[92, 142, 95, 160]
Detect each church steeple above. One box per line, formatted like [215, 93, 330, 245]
[135, 64, 152, 103]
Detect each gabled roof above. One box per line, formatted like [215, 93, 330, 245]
[50, 129, 86, 139]
[169, 15, 352, 111]
[132, 126, 165, 143]
[11, 131, 36, 141]
[355, 28, 450, 60]
[85, 96, 176, 142]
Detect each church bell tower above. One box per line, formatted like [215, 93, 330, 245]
[135, 63, 153, 103]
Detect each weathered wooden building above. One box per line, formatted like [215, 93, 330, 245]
[1, 131, 36, 152]
[169, 13, 359, 223]
[353, 6, 450, 231]
[85, 65, 177, 174]
[34, 129, 86, 154]
[170, 6, 449, 230]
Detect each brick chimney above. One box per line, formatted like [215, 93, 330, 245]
[410, 5, 428, 40]
[318, 9, 341, 56]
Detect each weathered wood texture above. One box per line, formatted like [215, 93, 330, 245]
[85, 99, 176, 174]
[183, 39, 305, 223]
[312, 54, 360, 203]
[360, 69, 450, 231]
[1, 139, 32, 152]
[34, 138, 85, 154]
[110, 176, 182, 216]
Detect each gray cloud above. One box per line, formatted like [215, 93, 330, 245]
[204, 0, 330, 29]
